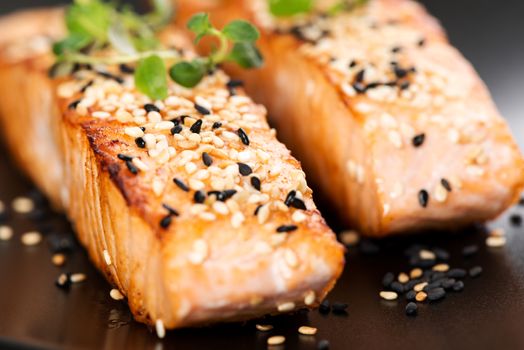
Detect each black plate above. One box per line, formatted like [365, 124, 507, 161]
[0, 1, 523, 349]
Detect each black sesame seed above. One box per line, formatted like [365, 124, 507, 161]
[117, 153, 133, 161]
[190, 119, 203, 134]
[237, 128, 250, 146]
[462, 244, 479, 257]
[433, 247, 450, 261]
[48, 234, 75, 253]
[510, 214, 522, 226]
[119, 64, 135, 74]
[331, 302, 348, 314]
[284, 190, 297, 206]
[160, 215, 172, 229]
[144, 103, 160, 113]
[427, 287, 446, 301]
[469, 266, 482, 278]
[222, 189, 237, 201]
[412, 134, 426, 147]
[399, 81, 410, 90]
[254, 204, 263, 216]
[290, 198, 307, 210]
[212, 122, 222, 129]
[394, 67, 408, 79]
[162, 203, 179, 216]
[97, 71, 124, 84]
[317, 340, 330, 350]
[140, 127, 146, 132]
[194, 190, 206, 204]
[237, 163, 252, 176]
[391, 46, 403, 53]
[251, 176, 261, 191]
[441, 178, 452, 192]
[170, 125, 183, 135]
[519, 198, 524, 206]
[68, 100, 81, 110]
[202, 152, 213, 167]
[135, 137, 146, 148]
[125, 160, 138, 175]
[359, 240, 380, 255]
[382, 272, 395, 287]
[418, 190, 429, 208]
[80, 80, 94, 93]
[452, 280, 464, 292]
[442, 278, 456, 290]
[355, 69, 365, 83]
[405, 290, 417, 301]
[226, 79, 244, 88]
[349, 60, 357, 68]
[417, 38, 426, 47]
[390, 281, 404, 294]
[352, 82, 367, 94]
[276, 225, 298, 233]
[194, 103, 210, 115]
[405, 302, 418, 316]
[447, 268, 467, 279]
[318, 299, 330, 314]
[365, 81, 382, 90]
[173, 178, 189, 192]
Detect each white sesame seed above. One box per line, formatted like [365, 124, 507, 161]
[147, 111, 162, 122]
[124, 126, 144, 138]
[433, 264, 450, 272]
[185, 162, 197, 175]
[339, 230, 360, 246]
[298, 326, 317, 335]
[103, 249, 112, 266]
[52, 253, 66, 266]
[419, 249, 435, 260]
[21, 231, 41, 246]
[257, 204, 270, 224]
[92, 111, 111, 119]
[110, 289, 124, 300]
[486, 235, 506, 248]
[410, 268, 423, 279]
[256, 324, 273, 332]
[132, 158, 149, 171]
[291, 210, 307, 223]
[188, 239, 208, 265]
[284, 249, 298, 268]
[434, 183, 448, 203]
[414, 282, 428, 292]
[155, 121, 175, 130]
[379, 291, 398, 301]
[0, 225, 13, 241]
[304, 290, 316, 306]
[267, 336, 285, 346]
[12, 197, 34, 214]
[398, 272, 409, 283]
[277, 302, 295, 312]
[155, 319, 166, 339]
[70, 273, 87, 283]
[231, 212, 245, 228]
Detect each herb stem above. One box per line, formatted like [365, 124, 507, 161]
[208, 28, 230, 65]
[61, 49, 181, 66]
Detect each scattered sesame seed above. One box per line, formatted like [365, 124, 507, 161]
[382, 272, 395, 287]
[447, 268, 467, 279]
[317, 339, 330, 350]
[298, 326, 318, 335]
[441, 178, 452, 192]
[117, 153, 133, 161]
[418, 190, 429, 208]
[486, 236, 506, 248]
[510, 214, 522, 226]
[427, 287, 446, 302]
[415, 291, 427, 302]
[110, 288, 124, 300]
[267, 336, 285, 346]
[125, 160, 139, 175]
[433, 263, 450, 272]
[419, 249, 436, 260]
[380, 291, 398, 301]
[103, 249, 112, 266]
[452, 280, 464, 292]
[173, 178, 190, 192]
[155, 319, 166, 339]
[405, 302, 418, 316]
[462, 245, 479, 257]
[202, 152, 213, 167]
[52, 253, 66, 266]
[318, 299, 330, 314]
[276, 225, 298, 233]
[160, 215, 172, 229]
[212, 121, 222, 129]
[412, 133, 425, 147]
[250, 176, 261, 191]
[256, 324, 273, 332]
[144, 103, 160, 113]
[70, 273, 87, 283]
[194, 190, 206, 204]
[237, 162, 253, 176]
[12, 197, 34, 214]
[119, 63, 134, 74]
[171, 125, 183, 135]
[398, 272, 409, 283]
[304, 290, 316, 306]
[135, 137, 146, 148]
[0, 225, 13, 241]
[190, 119, 203, 134]
[188, 239, 208, 265]
[339, 230, 360, 246]
[237, 128, 250, 146]
[194, 103, 210, 115]
[21, 231, 41, 246]
[414, 282, 428, 292]
[68, 99, 81, 110]
[332, 302, 348, 314]
[469, 266, 483, 278]
[410, 268, 423, 279]
[56, 273, 71, 290]
[277, 302, 295, 312]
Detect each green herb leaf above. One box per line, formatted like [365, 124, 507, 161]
[187, 13, 211, 43]
[135, 55, 169, 100]
[145, 0, 174, 29]
[169, 60, 206, 88]
[66, 0, 111, 41]
[229, 42, 263, 69]
[52, 33, 92, 56]
[221, 20, 260, 42]
[268, 0, 313, 17]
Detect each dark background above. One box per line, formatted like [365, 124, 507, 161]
[0, 1, 523, 350]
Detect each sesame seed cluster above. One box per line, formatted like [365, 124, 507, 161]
[53, 52, 315, 239]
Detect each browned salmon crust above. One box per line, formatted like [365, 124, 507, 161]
[176, 0, 524, 237]
[0, 8, 344, 329]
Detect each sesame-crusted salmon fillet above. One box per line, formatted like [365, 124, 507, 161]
[176, 0, 524, 236]
[0, 8, 344, 329]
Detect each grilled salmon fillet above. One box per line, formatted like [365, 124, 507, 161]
[175, 0, 524, 237]
[0, 8, 344, 329]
